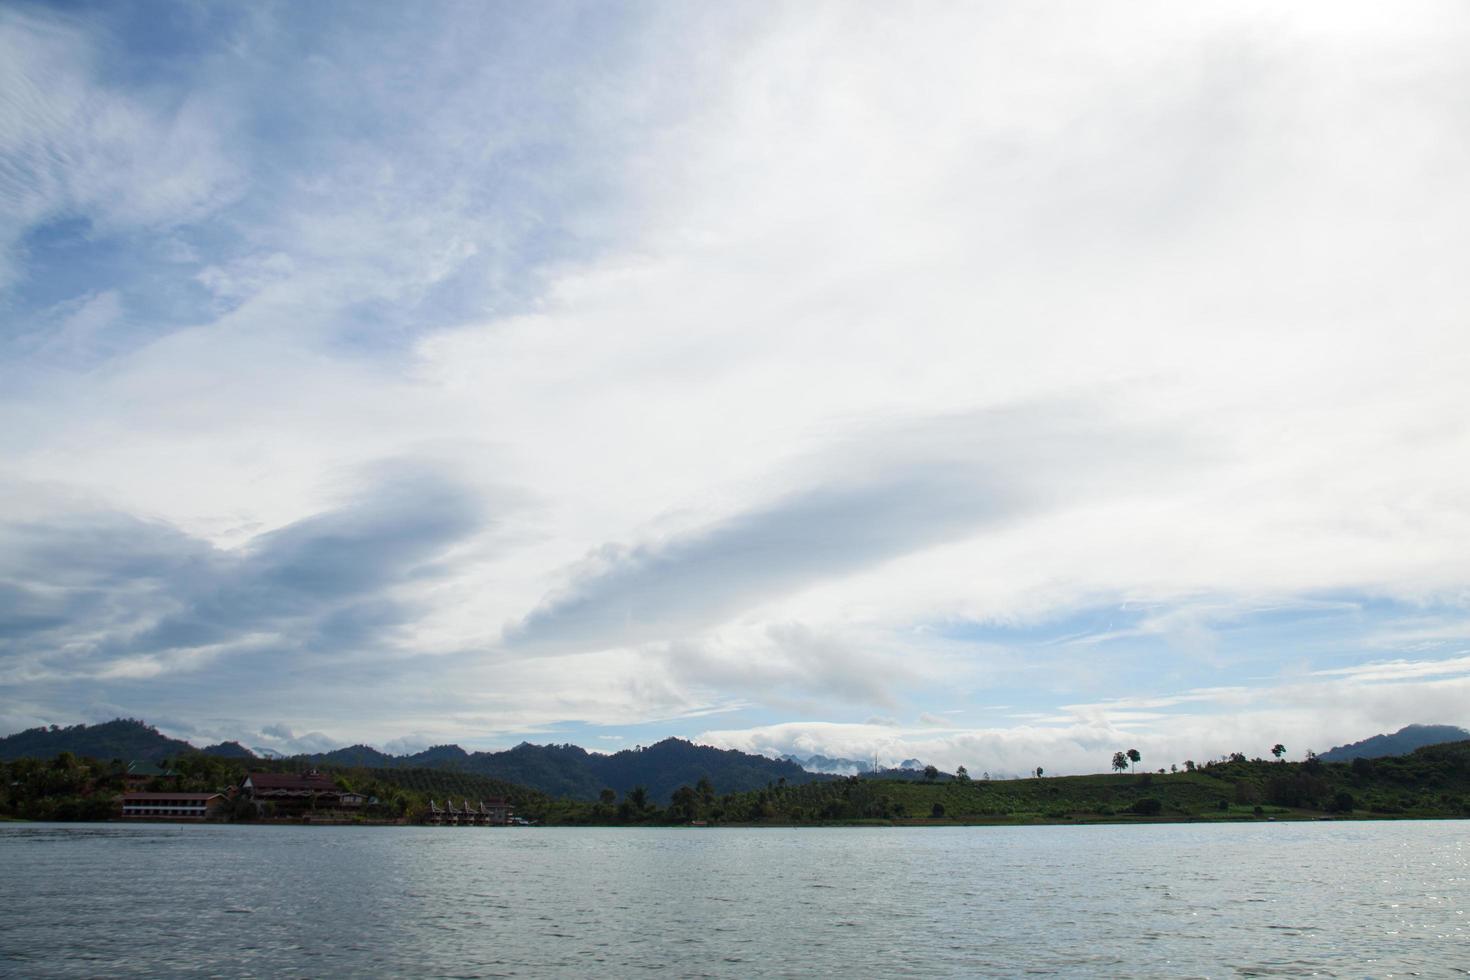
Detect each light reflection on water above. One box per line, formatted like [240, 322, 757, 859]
[1, 821, 1465, 977]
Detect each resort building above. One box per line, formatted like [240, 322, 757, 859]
[120, 792, 225, 820]
[240, 770, 344, 814]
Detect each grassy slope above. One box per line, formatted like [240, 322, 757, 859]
[679, 741, 1470, 826]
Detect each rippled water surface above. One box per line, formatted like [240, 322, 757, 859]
[1, 821, 1466, 977]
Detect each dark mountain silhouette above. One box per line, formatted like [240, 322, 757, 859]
[314, 744, 396, 768]
[0, 719, 260, 763]
[406, 744, 472, 767]
[199, 741, 256, 758]
[308, 737, 829, 802]
[1318, 724, 1470, 762]
[0, 719, 195, 763]
[589, 739, 824, 802]
[0, 719, 825, 802]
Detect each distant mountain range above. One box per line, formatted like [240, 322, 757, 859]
[0, 719, 828, 803]
[1317, 724, 1470, 762]
[19, 718, 1465, 803]
[304, 738, 828, 802]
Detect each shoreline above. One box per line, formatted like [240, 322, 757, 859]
[5, 812, 1465, 829]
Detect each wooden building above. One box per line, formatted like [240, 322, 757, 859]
[120, 792, 225, 820]
[240, 770, 344, 814]
[426, 797, 513, 826]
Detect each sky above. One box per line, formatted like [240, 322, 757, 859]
[2, 1, 1469, 774]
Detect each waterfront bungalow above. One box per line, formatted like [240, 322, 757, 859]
[240, 770, 344, 814]
[120, 792, 225, 820]
[426, 797, 513, 826]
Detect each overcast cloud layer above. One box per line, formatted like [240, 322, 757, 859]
[2, 2, 1469, 770]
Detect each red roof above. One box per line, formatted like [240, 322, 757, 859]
[122, 793, 224, 801]
[245, 771, 341, 792]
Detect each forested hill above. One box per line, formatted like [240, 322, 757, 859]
[1319, 724, 1470, 762]
[0, 721, 826, 803]
[0, 719, 249, 763]
[313, 737, 827, 802]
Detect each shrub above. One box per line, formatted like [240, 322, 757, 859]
[1130, 798, 1162, 816]
[1330, 791, 1355, 813]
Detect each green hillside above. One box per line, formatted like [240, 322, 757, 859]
[683, 740, 1470, 824]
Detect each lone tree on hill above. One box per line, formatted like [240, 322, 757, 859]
[1112, 751, 1129, 774]
[955, 766, 970, 781]
[1034, 766, 1044, 778]
[1271, 744, 1286, 761]
[923, 764, 939, 782]
[1126, 748, 1141, 773]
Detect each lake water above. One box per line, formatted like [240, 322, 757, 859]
[1, 821, 1465, 977]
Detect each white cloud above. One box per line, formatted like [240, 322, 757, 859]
[700, 652, 1470, 774]
[0, 9, 241, 286]
[3, 3, 1470, 750]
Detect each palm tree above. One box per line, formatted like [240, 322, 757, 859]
[1271, 744, 1285, 762]
[1112, 751, 1129, 774]
[1126, 748, 1141, 773]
